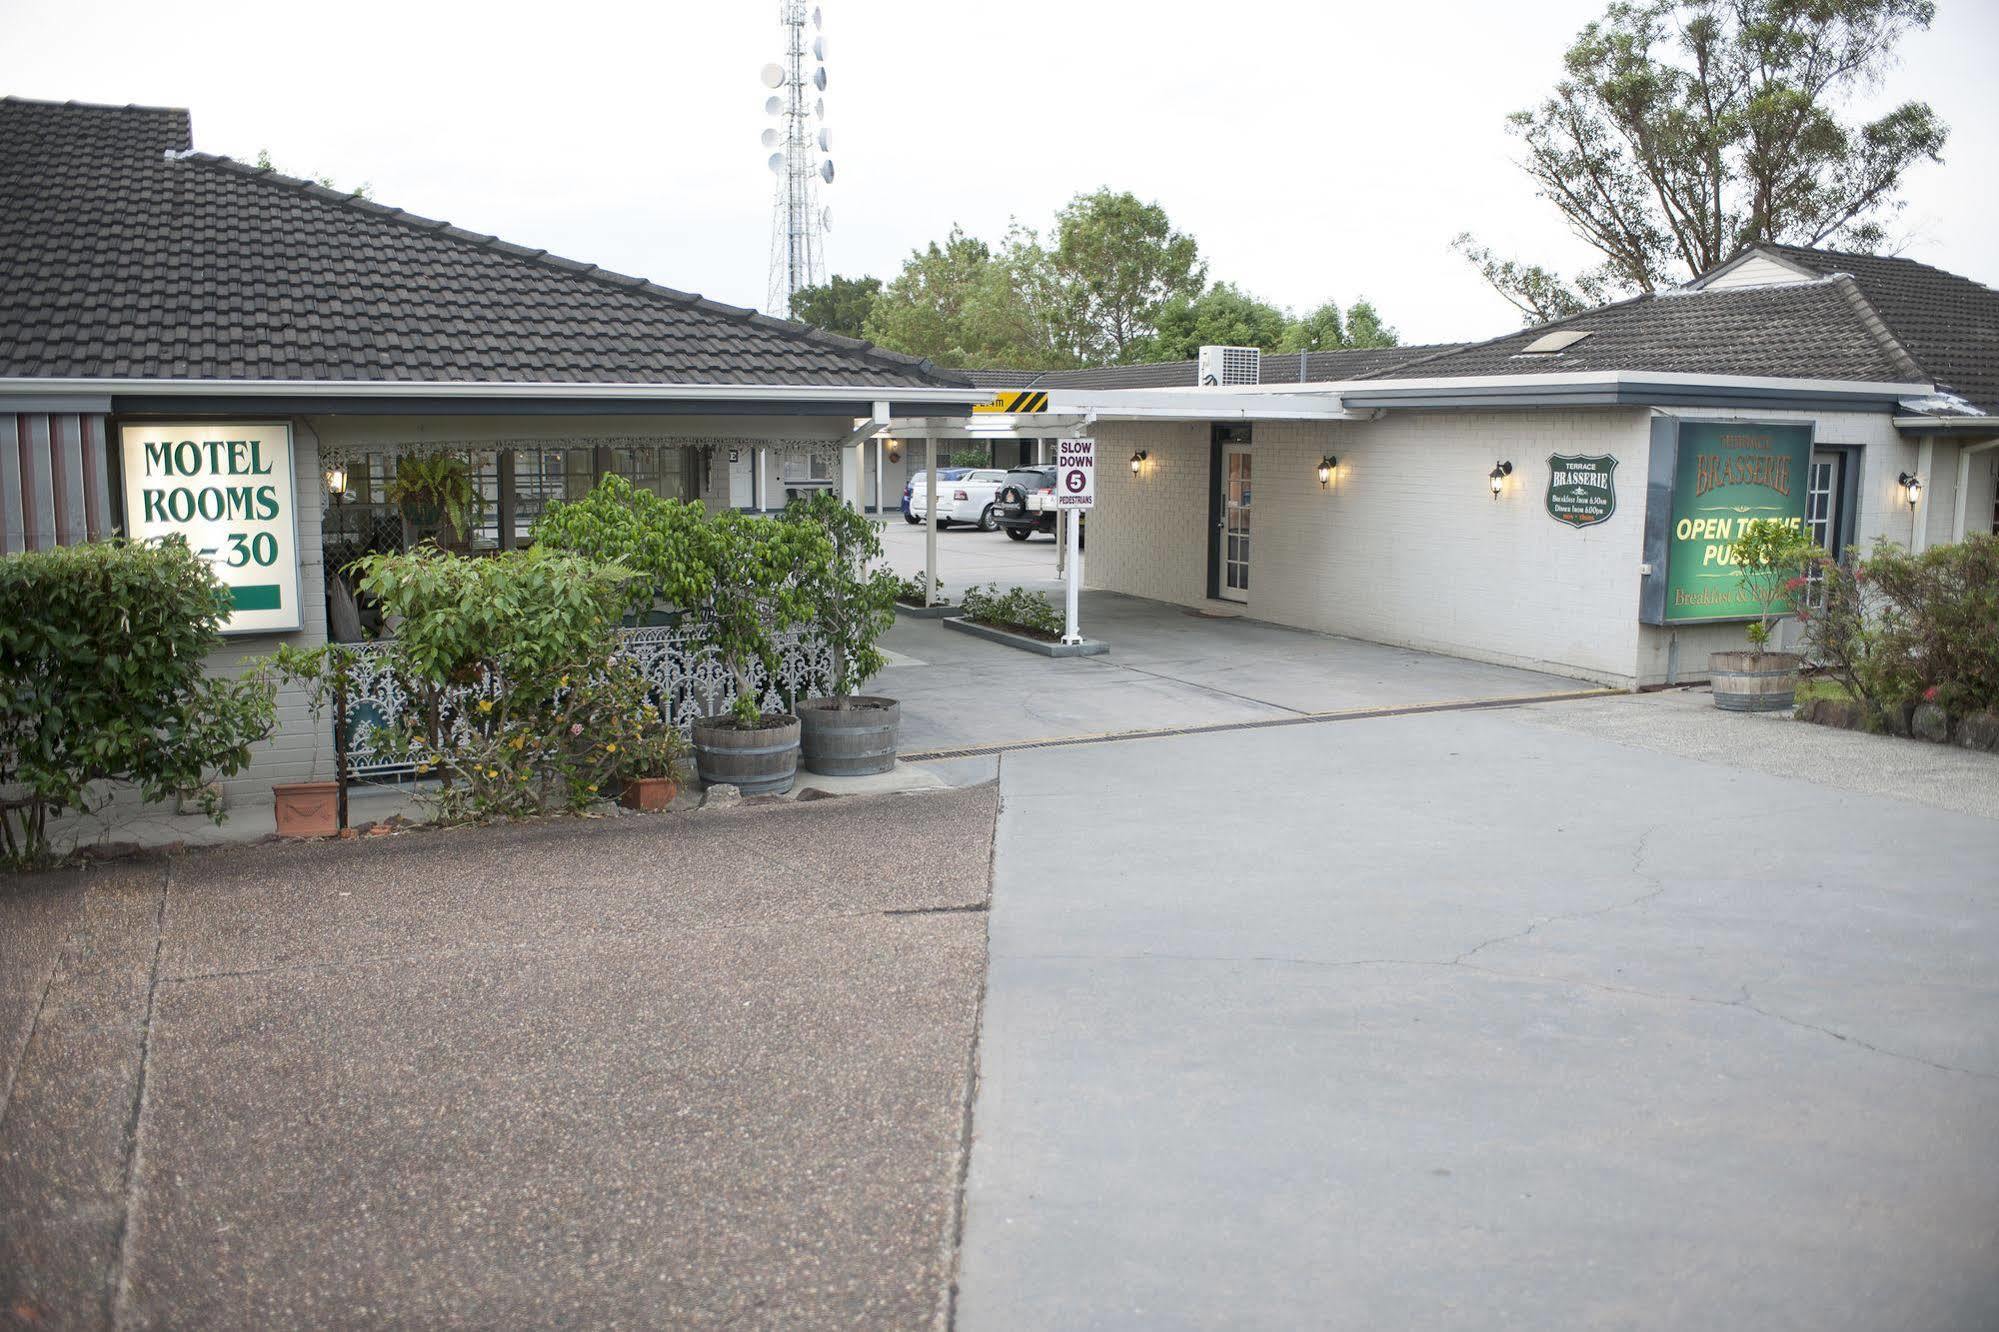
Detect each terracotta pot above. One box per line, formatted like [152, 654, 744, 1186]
[273, 780, 340, 838]
[620, 776, 679, 812]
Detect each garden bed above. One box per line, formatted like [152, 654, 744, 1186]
[1793, 678, 1999, 751]
[943, 616, 1108, 658]
[893, 600, 956, 620]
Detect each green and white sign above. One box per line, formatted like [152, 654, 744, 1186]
[1659, 420, 1811, 623]
[1545, 453, 1618, 528]
[120, 422, 302, 634]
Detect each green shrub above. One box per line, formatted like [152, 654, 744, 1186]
[345, 546, 658, 820]
[0, 539, 276, 865]
[783, 492, 898, 696]
[531, 474, 715, 620]
[959, 583, 1063, 639]
[702, 512, 834, 726]
[1799, 534, 1999, 717]
[896, 571, 945, 605]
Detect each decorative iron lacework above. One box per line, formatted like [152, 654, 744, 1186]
[342, 622, 836, 776]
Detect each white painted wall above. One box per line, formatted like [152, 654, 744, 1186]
[1088, 402, 1945, 689]
[1697, 253, 1813, 290]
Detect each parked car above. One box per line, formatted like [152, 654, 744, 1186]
[993, 466, 1083, 546]
[918, 468, 1010, 530]
[902, 468, 970, 523]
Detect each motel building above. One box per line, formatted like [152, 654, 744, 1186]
[959, 246, 1999, 689]
[0, 97, 982, 815]
[4, 96, 1997, 825]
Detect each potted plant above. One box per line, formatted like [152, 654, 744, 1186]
[617, 719, 691, 810]
[267, 641, 366, 837]
[784, 492, 903, 775]
[1709, 518, 1823, 712]
[686, 512, 832, 795]
[386, 453, 480, 551]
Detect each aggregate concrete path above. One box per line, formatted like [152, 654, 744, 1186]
[1, 786, 997, 1329]
[956, 696, 1999, 1331]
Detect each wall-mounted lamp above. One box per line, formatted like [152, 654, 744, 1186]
[325, 463, 349, 497]
[1899, 471, 1923, 509]
[1317, 456, 1339, 488]
[1130, 449, 1148, 475]
[1488, 460, 1513, 498]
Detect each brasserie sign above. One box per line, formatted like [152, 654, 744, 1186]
[1545, 453, 1618, 528]
[1658, 420, 1812, 624]
[119, 422, 302, 634]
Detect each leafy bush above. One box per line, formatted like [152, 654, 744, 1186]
[702, 512, 834, 727]
[1800, 534, 1999, 718]
[531, 474, 715, 620]
[0, 539, 276, 865]
[959, 583, 1063, 639]
[1730, 518, 1822, 651]
[345, 546, 665, 820]
[783, 492, 898, 696]
[896, 571, 945, 605]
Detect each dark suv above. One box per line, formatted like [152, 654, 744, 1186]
[993, 467, 1083, 545]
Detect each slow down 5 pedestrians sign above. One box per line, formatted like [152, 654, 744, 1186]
[1056, 437, 1095, 509]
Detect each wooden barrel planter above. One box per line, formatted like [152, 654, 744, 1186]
[1709, 651, 1802, 712]
[690, 715, 801, 795]
[798, 696, 900, 776]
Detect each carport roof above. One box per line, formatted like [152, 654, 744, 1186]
[0, 97, 973, 392]
[961, 344, 1459, 392]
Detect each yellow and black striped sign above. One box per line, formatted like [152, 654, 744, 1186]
[973, 390, 1051, 414]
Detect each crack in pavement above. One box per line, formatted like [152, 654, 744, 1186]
[1453, 824, 1667, 965]
[108, 861, 171, 1331]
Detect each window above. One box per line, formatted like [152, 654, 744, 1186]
[1519, 329, 1595, 355]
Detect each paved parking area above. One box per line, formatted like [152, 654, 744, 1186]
[880, 588, 1596, 755]
[955, 694, 1999, 1331]
[879, 514, 1067, 600]
[1, 787, 996, 1328]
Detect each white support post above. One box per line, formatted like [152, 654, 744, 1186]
[754, 447, 767, 512]
[1913, 435, 1934, 553]
[924, 437, 938, 607]
[875, 436, 885, 516]
[1951, 438, 1999, 542]
[1061, 500, 1082, 644]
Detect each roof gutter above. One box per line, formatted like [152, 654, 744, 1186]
[1891, 415, 1999, 436]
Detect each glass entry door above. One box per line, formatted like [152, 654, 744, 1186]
[1220, 444, 1252, 602]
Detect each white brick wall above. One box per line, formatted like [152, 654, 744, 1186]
[1089, 402, 1959, 689]
[1089, 410, 1655, 685]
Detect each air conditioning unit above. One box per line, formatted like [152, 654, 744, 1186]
[1197, 345, 1261, 386]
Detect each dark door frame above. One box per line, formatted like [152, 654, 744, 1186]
[1206, 423, 1251, 600]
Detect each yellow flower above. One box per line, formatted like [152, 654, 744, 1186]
[510, 736, 526, 750]
[559, 675, 570, 687]
[605, 742, 617, 753]
[586, 784, 598, 793]
[477, 699, 494, 713]
[486, 768, 499, 779]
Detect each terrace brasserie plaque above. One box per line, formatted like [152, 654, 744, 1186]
[1545, 453, 1618, 528]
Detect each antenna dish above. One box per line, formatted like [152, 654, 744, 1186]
[761, 128, 778, 147]
[812, 6, 822, 27]
[816, 128, 830, 151]
[814, 98, 825, 119]
[764, 95, 783, 115]
[813, 35, 826, 60]
[813, 66, 827, 91]
[760, 62, 785, 89]
[819, 159, 835, 184]
[820, 206, 832, 231]
[767, 152, 784, 174]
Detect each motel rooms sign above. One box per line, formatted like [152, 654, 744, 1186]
[120, 422, 303, 634]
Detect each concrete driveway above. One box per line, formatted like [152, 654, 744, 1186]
[1, 787, 996, 1329]
[955, 693, 1999, 1330]
[880, 589, 1598, 756]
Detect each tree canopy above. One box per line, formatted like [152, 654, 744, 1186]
[843, 189, 1398, 369]
[1458, 0, 1947, 322]
[788, 274, 881, 340]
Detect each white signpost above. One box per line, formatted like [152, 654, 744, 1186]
[119, 422, 303, 635]
[1055, 436, 1095, 644]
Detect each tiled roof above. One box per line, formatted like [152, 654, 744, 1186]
[0, 97, 970, 389]
[1358, 278, 1923, 388]
[1756, 244, 1999, 414]
[957, 344, 1460, 391]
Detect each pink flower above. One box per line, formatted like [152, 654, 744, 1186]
[570, 722, 584, 736]
[1923, 685, 1940, 703]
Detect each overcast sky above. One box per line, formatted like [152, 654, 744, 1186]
[5, 0, 1994, 349]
